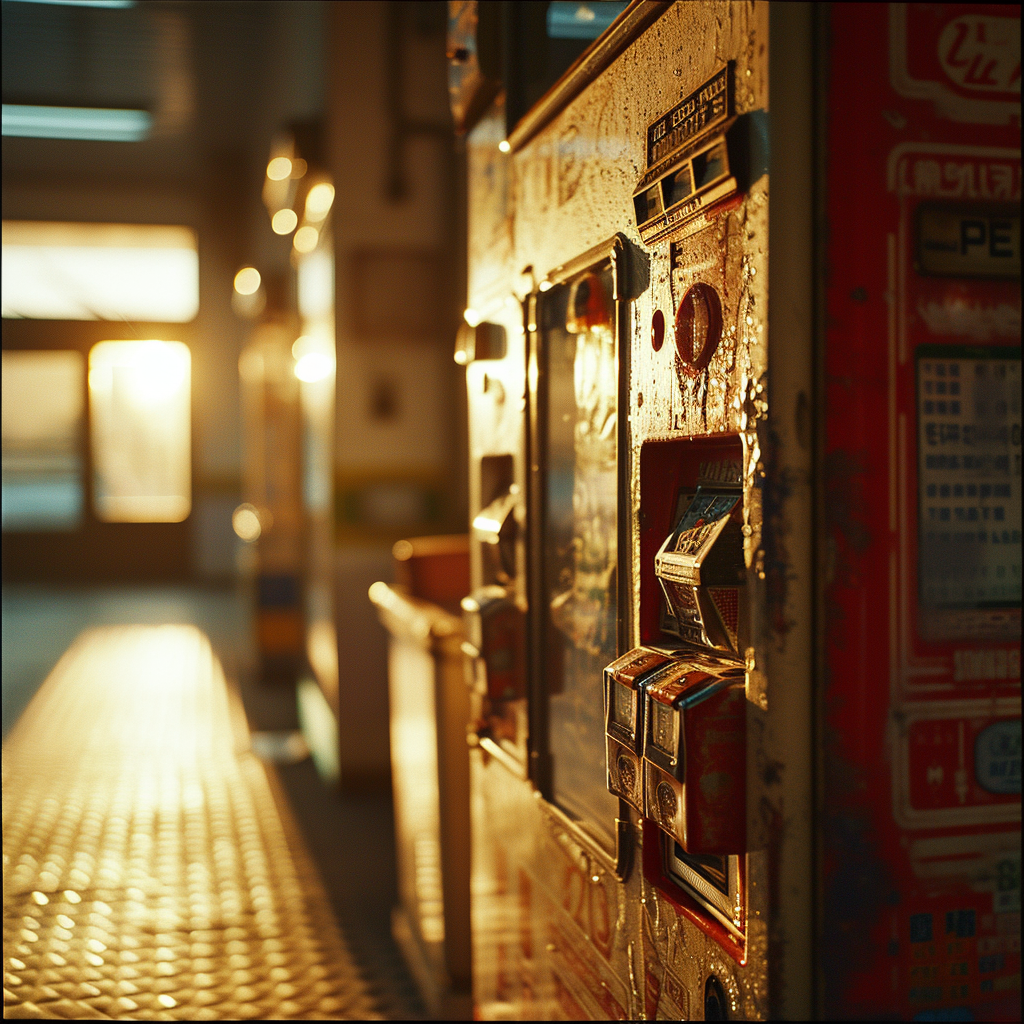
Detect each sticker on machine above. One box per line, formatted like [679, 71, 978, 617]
[892, 698, 1022, 829]
[889, 4, 1020, 126]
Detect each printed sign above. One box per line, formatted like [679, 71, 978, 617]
[975, 719, 1022, 794]
[646, 65, 731, 168]
[916, 346, 1022, 609]
[917, 205, 1021, 278]
[890, 4, 1021, 125]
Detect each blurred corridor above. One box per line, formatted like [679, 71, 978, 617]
[4, 0, 453, 1018]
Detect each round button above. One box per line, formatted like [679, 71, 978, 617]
[674, 283, 723, 377]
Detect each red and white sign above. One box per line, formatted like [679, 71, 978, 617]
[890, 3, 1021, 124]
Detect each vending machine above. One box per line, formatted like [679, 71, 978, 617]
[821, 4, 1020, 1019]
[450, 1, 1019, 1019]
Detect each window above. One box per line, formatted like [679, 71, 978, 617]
[89, 340, 191, 522]
[2, 350, 84, 531]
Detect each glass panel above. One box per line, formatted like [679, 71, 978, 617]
[2, 350, 84, 531]
[89, 340, 191, 522]
[611, 679, 635, 733]
[692, 141, 729, 191]
[634, 184, 663, 225]
[650, 699, 677, 755]
[547, 2, 628, 40]
[662, 163, 694, 209]
[2, 222, 198, 322]
[917, 347, 1021, 608]
[668, 487, 740, 556]
[916, 206, 1020, 279]
[542, 264, 619, 847]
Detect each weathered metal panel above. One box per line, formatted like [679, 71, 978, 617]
[463, 3, 783, 1019]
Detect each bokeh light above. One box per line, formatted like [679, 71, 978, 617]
[266, 156, 292, 181]
[305, 182, 335, 220]
[271, 208, 298, 235]
[231, 503, 262, 542]
[233, 266, 261, 295]
[293, 226, 319, 253]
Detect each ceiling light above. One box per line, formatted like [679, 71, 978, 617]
[2, 105, 151, 142]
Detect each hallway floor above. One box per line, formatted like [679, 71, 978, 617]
[2, 587, 426, 1020]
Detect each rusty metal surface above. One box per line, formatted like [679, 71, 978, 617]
[3, 625, 380, 1021]
[462, 1, 782, 1018]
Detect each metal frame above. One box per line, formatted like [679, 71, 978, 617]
[766, 2, 817, 1017]
[526, 233, 634, 881]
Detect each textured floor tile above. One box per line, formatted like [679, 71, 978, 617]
[3, 626, 381, 1020]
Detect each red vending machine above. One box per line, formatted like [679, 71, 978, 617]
[822, 4, 1020, 1019]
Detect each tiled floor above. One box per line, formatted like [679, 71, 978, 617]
[2, 587, 426, 1020]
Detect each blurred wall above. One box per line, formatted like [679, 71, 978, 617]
[324, 0, 465, 787]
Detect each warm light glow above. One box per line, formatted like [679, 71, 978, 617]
[233, 266, 261, 295]
[472, 512, 503, 539]
[89, 340, 191, 522]
[539, 279, 553, 292]
[90, 339, 187, 406]
[232, 503, 262, 542]
[290, 158, 307, 179]
[294, 352, 335, 383]
[498, 139, 511, 153]
[293, 225, 319, 253]
[297, 248, 334, 320]
[306, 619, 339, 696]
[267, 156, 293, 181]
[272, 208, 298, 235]
[464, 307, 482, 327]
[2, 221, 199, 321]
[292, 334, 336, 384]
[305, 182, 335, 220]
